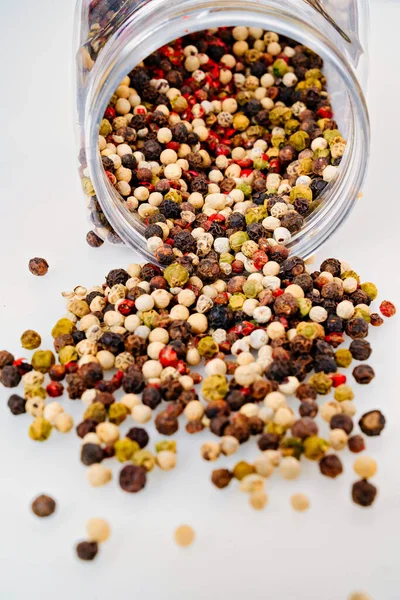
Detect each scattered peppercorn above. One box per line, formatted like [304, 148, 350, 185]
[76, 540, 98, 561]
[359, 411, 385, 436]
[31, 494, 56, 518]
[352, 479, 377, 507]
[29, 257, 49, 277]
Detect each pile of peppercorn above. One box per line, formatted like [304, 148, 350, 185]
[1, 253, 396, 508]
[87, 26, 345, 258]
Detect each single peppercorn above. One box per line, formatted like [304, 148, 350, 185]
[119, 464, 147, 493]
[0, 365, 21, 388]
[31, 494, 56, 517]
[81, 443, 104, 466]
[359, 410, 386, 436]
[349, 339, 372, 361]
[353, 364, 375, 385]
[126, 427, 149, 449]
[319, 454, 343, 478]
[7, 394, 26, 415]
[348, 435, 365, 453]
[76, 541, 99, 561]
[352, 479, 377, 507]
[330, 414, 354, 435]
[29, 257, 49, 276]
[211, 469, 233, 489]
[20, 330, 41, 350]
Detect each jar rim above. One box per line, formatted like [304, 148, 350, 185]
[84, 0, 370, 262]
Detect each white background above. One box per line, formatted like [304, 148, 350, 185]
[0, 1, 399, 599]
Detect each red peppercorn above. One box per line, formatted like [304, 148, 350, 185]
[65, 361, 78, 374]
[166, 141, 180, 152]
[231, 260, 244, 273]
[329, 373, 347, 388]
[317, 107, 333, 119]
[118, 299, 135, 315]
[324, 333, 345, 348]
[208, 214, 226, 223]
[235, 158, 252, 168]
[105, 171, 117, 185]
[46, 381, 64, 398]
[190, 372, 203, 385]
[380, 300, 396, 318]
[13, 358, 26, 367]
[104, 107, 116, 120]
[253, 251, 268, 271]
[215, 144, 230, 156]
[159, 346, 179, 368]
[273, 288, 284, 298]
[176, 360, 188, 375]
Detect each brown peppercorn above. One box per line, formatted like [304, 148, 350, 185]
[54, 334, 75, 353]
[125, 334, 147, 356]
[299, 401, 318, 418]
[352, 365, 375, 385]
[209, 415, 230, 437]
[155, 410, 179, 436]
[160, 378, 183, 402]
[76, 419, 98, 438]
[291, 335, 314, 355]
[359, 410, 386, 436]
[142, 386, 162, 409]
[186, 420, 204, 434]
[79, 362, 104, 388]
[0, 365, 21, 388]
[319, 454, 343, 478]
[296, 383, 318, 402]
[96, 391, 116, 408]
[274, 293, 299, 317]
[106, 268, 129, 287]
[86, 230, 104, 248]
[31, 494, 56, 517]
[352, 479, 378, 507]
[330, 414, 354, 435]
[0, 350, 14, 368]
[250, 379, 273, 401]
[211, 469, 233, 489]
[348, 435, 366, 453]
[258, 433, 280, 451]
[29, 257, 49, 276]
[370, 313, 384, 327]
[76, 541, 98, 561]
[49, 364, 66, 382]
[119, 464, 147, 493]
[205, 400, 231, 419]
[292, 417, 318, 439]
[247, 416, 264, 435]
[66, 373, 86, 399]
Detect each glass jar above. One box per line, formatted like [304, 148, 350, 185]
[75, 0, 370, 261]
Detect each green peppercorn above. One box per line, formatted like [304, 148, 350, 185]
[109, 403, 129, 425]
[164, 190, 182, 204]
[24, 384, 47, 400]
[309, 372, 333, 395]
[141, 310, 159, 328]
[232, 113, 250, 131]
[99, 119, 113, 136]
[235, 182, 252, 197]
[334, 384, 355, 402]
[341, 270, 360, 282]
[245, 207, 267, 224]
[58, 345, 78, 365]
[20, 330, 41, 350]
[335, 349, 353, 368]
[114, 438, 140, 462]
[233, 461, 255, 481]
[29, 417, 52, 442]
[51, 318, 76, 338]
[354, 308, 370, 323]
[219, 253, 234, 264]
[273, 58, 289, 77]
[360, 282, 378, 301]
[303, 436, 330, 460]
[202, 375, 228, 402]
[132, 449, 156, 472]
[297, 298, 312, 317]
[83, 402, 107, 423]
[164, 263, 189, 288]
[289, 131, 310, 152]
[290, 184, 313, 203]
[155, 440, 177, 453]
[229, 231, 249, 252]
[279, 437, 304, 459]
[197, 337, 219, 359]
[31, 350, 56, 374]
[243, 280, 263, 298]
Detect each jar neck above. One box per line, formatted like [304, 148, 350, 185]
[84, 0, 370, 261]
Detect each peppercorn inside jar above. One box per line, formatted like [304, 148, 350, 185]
[77, 11, 369, 263]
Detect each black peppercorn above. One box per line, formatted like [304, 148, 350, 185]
[299, 401, 318, 418]
[126, 427, 149, 449]
[76, 419, 98, 438]
[155, 410, 179, 435]
[320, 258, 341, 277]
[105, 268, 129, 287]
[99, 332, 125, 355]
[76, 541, 99, 561]
[142, 386, 162, 409]
[358, 410, 385, 436]
[346, 318, 369, 339]
[291, 417, 318, 439]
[0, 365, 21, 388]
[119, 465, 147, 493]
[349, 339, 372, 361]
[79, 362, 104, 388]
[81, 443, 104, 466]
[86, 230, 104, 248]
[352, 479, 377, 507]
[122, 369, 145, 394]
[7, 394, 26, 415]
[66, 373, 86, 399]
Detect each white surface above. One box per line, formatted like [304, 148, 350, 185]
[0, 2, 399, 599]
